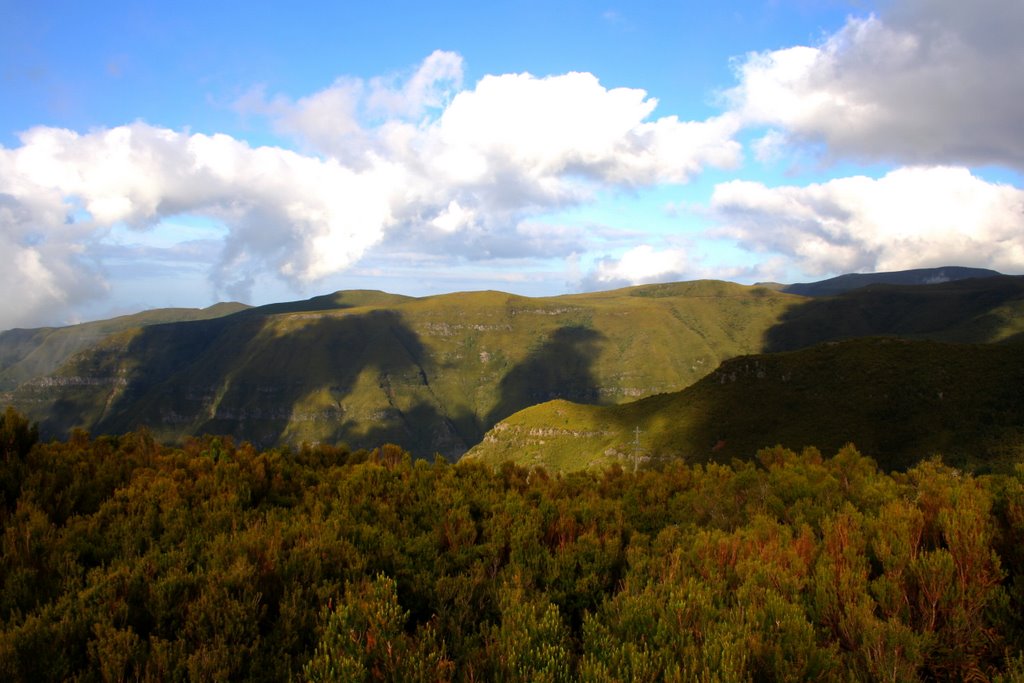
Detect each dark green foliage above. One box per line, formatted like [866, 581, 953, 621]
[768, 274, 1024, 350]
[1, 409, 1023, 680]
[0, 405, 38, 462]
[470, 337, 1024, 473]
[0, 406, 38, 508]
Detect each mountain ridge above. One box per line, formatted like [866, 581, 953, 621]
[6, 279, 794, 457]
[4, 268, 1022, 461]
[464, 336, 1024, 473]
[0, 302, 251, 391]
[777, 265, 1002, 297]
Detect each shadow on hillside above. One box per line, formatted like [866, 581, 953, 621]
[28, 314, 248, 439]
[83, 310, 466, 454]
[486, 325, 605, 427]
[337, 324, 608, 460]
[763, 276, 1024, 353]
[33, 311, 612, 461]
[240, 297, 354, 316]
[629, 335, 1024, 474]
[340, 400, 478, 462]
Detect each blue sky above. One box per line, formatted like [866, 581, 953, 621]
[2, 0, 1023, 328]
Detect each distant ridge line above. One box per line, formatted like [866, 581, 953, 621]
[778, 266, 1002, 297]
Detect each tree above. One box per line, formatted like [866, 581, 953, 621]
[0, 407, 38, 508]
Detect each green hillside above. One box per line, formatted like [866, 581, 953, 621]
[7, 274, 1024, 460]
[464, 337, 1024, 473]
[766, 275, 1024, 350]
[7, 281, 793, 458]
[0, 302, 250, 391]
[780, 265, 1001, 297]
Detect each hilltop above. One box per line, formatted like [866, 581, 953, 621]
[464, 337, 1024, 473]
[5, 280, 793, 458]
[4, 270, 1022, 461]
[777, 265, 1002, 297]
[0, 302, 250, 391]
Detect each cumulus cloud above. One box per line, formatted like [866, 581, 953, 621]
[272, 78, 369, 165]
[1, 53, 743, 328]
[421, 72, 741, 187]
[366, 49, 464, 118]
[0, 123, 421, 328]
[3, 123, 404, 304]
[0, 194, 108, 329]
[711, 166, 1024, 276]
[583, 244, 692, 290]
[727, 0, 1024, 168]
[242, 50, 465, 166]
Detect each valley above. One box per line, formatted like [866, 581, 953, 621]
[3, 267, 1024, 681]
[2, 268, 1023, 470]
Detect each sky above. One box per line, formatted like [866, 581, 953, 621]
[2, 0, 1023, 330]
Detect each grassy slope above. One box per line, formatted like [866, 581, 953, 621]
[9, 281, 793, 457]
[766, 276, 1024, 350]
[9, 275, 1024, 462]
[464, 276, 1024, 471]
[0, 302, 251, 391]
[464, 337, 1024, 473]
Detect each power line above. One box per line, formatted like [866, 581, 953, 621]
[632, 426, 642, 473]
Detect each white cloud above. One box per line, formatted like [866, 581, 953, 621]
[430, 200, 475, 233]
[727, 0, 1024, 169]
[367, 49, 464, 118]
[424, 72, 741, 187]
[0, 192, 108, 330]
[250, 50, 464, 166]
[711, 166, 1024, 276]
[1, 122, 405, 317]
[1, 53, 743, 328]
[275, 78, 369, 165]
[584, 244, 691, 289]
[257, 64, 742, 218]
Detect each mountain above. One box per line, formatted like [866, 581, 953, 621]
[5, 271, 1023, 461]
[766, 274, 1024, 351]
[779, 265, 1001, 297]
[0, 302, 250, 391]
[5, 281, 794, 458]
[463, 337, 1024, 473]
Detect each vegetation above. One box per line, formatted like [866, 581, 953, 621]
[0, 302, 250, 392]
[3, 272, 1022, 680]
[5, 281, 797, 458]
[5, 274, 1023, 461]
[765, 275, 1024, 351]
[466, 337, 1024, 474]
[2, 408, 1024, 681]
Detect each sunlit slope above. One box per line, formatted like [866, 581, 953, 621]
[0, 302, 250, 391]
[464, 338, 1024, 473]
[9, 275, 1024, 460]
[9, 281, 793, 457]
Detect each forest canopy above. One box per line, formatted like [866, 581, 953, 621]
[1, 407, 1023, 681]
